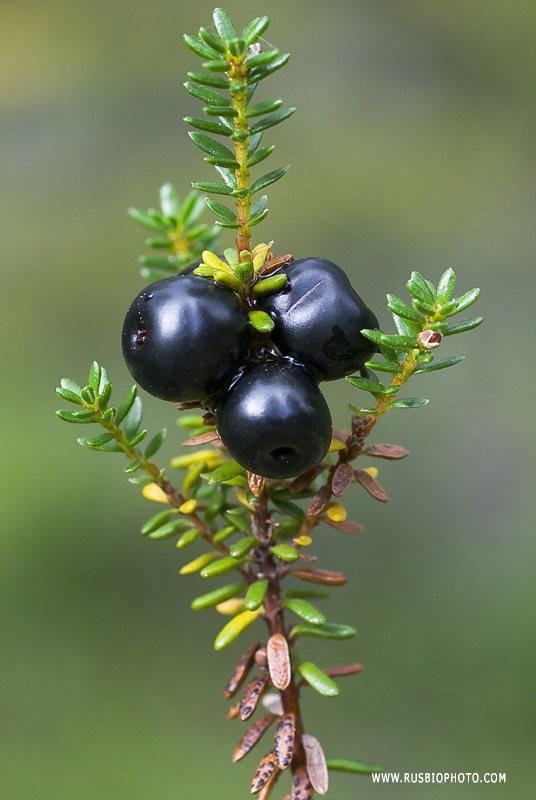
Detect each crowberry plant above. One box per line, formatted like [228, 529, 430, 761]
[56, 8, 482, 798]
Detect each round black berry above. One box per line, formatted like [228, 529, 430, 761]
[215, 360, 332, 479]
[259, 257, 379, 381]
[122, 275, 249, 403]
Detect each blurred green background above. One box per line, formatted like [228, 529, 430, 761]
[2, 0, 535, 797]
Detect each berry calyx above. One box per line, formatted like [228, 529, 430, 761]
[122, 275, 249, 403]
[215, 360, 332, 479]
[259, 257, 379, 381]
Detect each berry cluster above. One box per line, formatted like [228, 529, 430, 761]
[122, 256, 378, 479]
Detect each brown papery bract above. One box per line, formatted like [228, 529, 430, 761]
[267, 634, 291, 690]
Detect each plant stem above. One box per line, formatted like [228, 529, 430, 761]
[252, 490, 308, 787]
[229, 57, 251, 257]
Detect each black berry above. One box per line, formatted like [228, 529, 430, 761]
[259, 257, 379, 381]
[215, 360, 332, 479]
[122, 275, 249, 403]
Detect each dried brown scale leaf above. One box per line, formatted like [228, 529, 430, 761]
[322, 663, 363, 678]
[233, 714, 277, 763]
[255, 647, 268, 669]
[202, 412, 216, 426]
[224, 641, 261, 699]
[274, 713, 296, 770]
[258, 771, 280, 800]
[331, 463, 354, 497]
[302, 734, 328, 795]
[176, 400, 203, 411]
[361, 443, 409, 460]
[298, 552, 317, 563]
[307, 484, 332, 517]
[267, 634, 291, 691]
[228, 702, 240, 719]
[353, 469, 389, 502]
[248, 471, 267, 497]
[258, 253, 294, 275]
[291, 766, 313, 800]
[251, 752, 279, 794]
[287, 464, 326, 494]
[323, 517, 365, 534]
[239, 674, 271, 721]
[181, 430, 221, 446]
[332, 429, 351, 444]
[291, 567, 348, 586]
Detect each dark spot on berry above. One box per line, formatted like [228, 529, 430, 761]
[135, 329, 147, 345]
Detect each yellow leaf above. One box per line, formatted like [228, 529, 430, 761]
[202, 250, 232, 273]
[216, 598, 246, 615]
[179, 552, 216, 575]
[179, 498, 198, 514]
[142, 483, 169, 504]
[363, 466, 379, 478]
[326, 502, 347, 522]
[328, 438, 347, 453]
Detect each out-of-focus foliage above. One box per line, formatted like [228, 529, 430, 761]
[2, 1, 535, 798]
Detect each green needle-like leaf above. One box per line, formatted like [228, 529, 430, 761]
[284, 598, 326, 627]
[128, 207, 167, 232]
[387, 294, 424, 323]
[245, 99, 283, 118]
[297, 662, 339, 697]
[242, 16, 269, 46]
[144, 429, 167, 459]
[364, 359, 403, 374]
[208, 461, 245, 484]
[347, 376, 385, 397]
[141, 509, 175, 535]
[198, 26, 226, 54]
[56, 386, 84, 405]
[200, 555, 247, 578]
[252, 273, 287, 296]
[437, 267, 456, 302]
[188, 131, 235, 161]
[250, 165, 291, 195]
[115, 386, 138, 425]
[159, 183, 179, 218]
[187, 71, 229, 89]
[183, 81, 231, 106]
[413, 356, 465, 373]
[249, 108, 296, 135]
[271, 544, 300, 563]
[204, 198, 238, 223]
[192, 181, 233, 196]
[183, 34, 220, 60]
[56, 409, 98, 424]
[291, 622, 356, 640]
[443, 316, 483, 335]
[248, 310, 274, 332]
[246, 145, 275, 169]
[230, 536, 257, 559]
[388, 397, 429, 409]
[184, 116, 232, 136]
[202, 58, 230, 72]
[248, 53, 290, 83]
[326, 759, 384, 774]
[122, 397, 143, 440]
[451, 287, 481, 315]
[191, 583, 244, 610]
[213, 7, 235, 42]
[244, 579, 268, 611]
[407, 271, 436, 306]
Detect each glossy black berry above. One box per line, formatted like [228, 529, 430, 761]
[122, 275, 249, 403]
[215, 361, 332, 479]
[259, 257, 379, 381]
